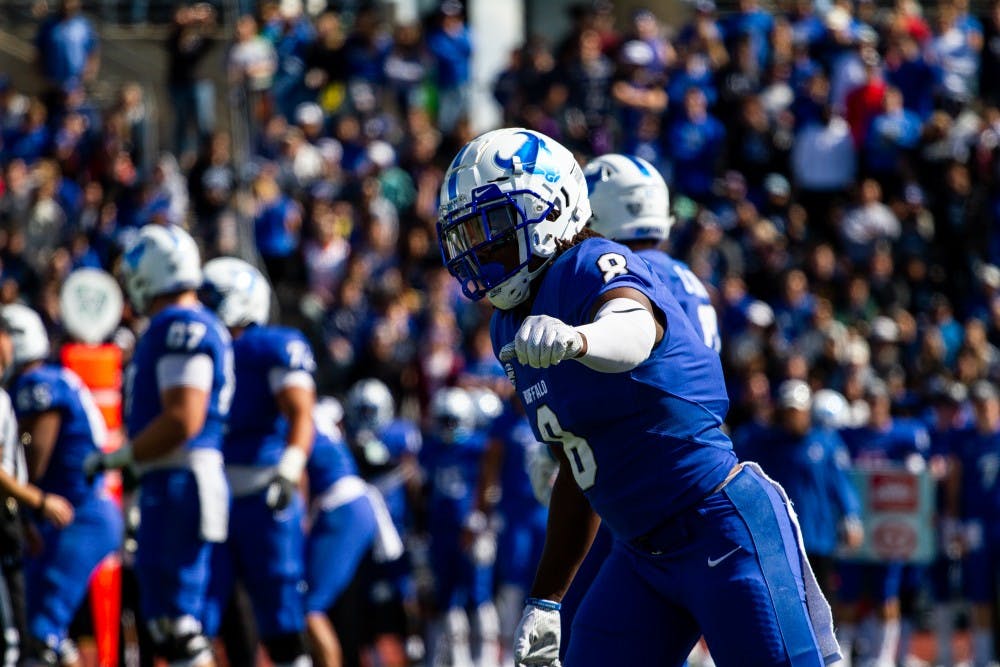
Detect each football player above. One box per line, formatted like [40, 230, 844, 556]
[437, 128, 837, 666]
[585, 153, 720, 352]
[305, 398, 380, 667]
[342, 378, 422, 664]
[837, 379, 931, 667]
[947, 381, 1000, 666]
[420, 387, 499, 667]
[85, 225, 233, 667]
[199, 257, 314, 667]
[467, 397, 547, 667]
[1, 304, 119, 666]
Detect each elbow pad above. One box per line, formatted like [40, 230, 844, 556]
[574, 298, 657, 373]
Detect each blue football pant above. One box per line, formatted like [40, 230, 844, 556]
[204, 490, 307, 639]
[26, 494, 122, 646]
[305, 496, 377, 613]
[565, 467, 824, 667]
[135, 470, 214, 627]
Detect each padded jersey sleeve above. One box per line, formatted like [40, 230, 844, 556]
[149, 309, 231, 393]
[552, 238, 663, 327]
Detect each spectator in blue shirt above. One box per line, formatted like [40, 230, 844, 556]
[427, 1, 473, 133]
[253, 170, 303, 285]
[723, 0, 774, 66]
[667, 86, 726, 202]
[34, 0, 98, 98]
[885, 35, 937, 119]
[865, 87, 922, 182]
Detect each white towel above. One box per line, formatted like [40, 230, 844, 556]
[366, 483, 404, 563]
[742, 461, 843, 665]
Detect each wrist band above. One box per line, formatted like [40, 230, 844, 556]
[526, 597, 561, 611]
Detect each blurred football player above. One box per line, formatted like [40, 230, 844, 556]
[0, 305, 115, 667]
[738, 380, 863, 598]
[838, 379, 930, 667]
[947, 380, 1000, 666]
[437, 128, 837, 666]
[304, 397, 400, 667]
[86, 225, 233, 667]
[924, 379, 969, 666]
[421, 387, 499, 667]
[585, 153, 720, 352]
[199, 257, 314, 667]
[343, 379, 422, 664]
[466, 396, 546, 667]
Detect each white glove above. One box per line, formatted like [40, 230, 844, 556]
[505, 315, 583, 369]
[266, 446, 307, 511]
[526, 444, 559, 507]
[464, 511, 498, 567]
[514, 600, 562, 666]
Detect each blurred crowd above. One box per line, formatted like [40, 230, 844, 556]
[8, 0, 1000, 663]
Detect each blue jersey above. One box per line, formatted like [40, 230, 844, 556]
[125, 305, 233, 451]
[954, 427, 1000, 528]
[420, 432, 486, 530]
[490, 407, 546, 520]
[740, 426, 860, 556]
[307, 429, 360, 494]
[224, 326, 316, 467]
[12, 364, 107, 507]
[491, 238, 736, 539]
[840, 419, 931, 468]
[354, 419, 422, 533]
[636, 249, 720, 353]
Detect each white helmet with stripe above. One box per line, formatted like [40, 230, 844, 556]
[584, 154, 674, 242]
[437, 128, 591, 310]
[120, 224, 203, 314]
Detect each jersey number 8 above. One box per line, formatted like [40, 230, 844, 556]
[536, 404, 596, 490]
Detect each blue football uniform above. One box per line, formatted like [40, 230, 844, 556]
[305, 427, 377, 613]
[838, 419, 930, 605]
[954, 426, 1000, 603]
[205, 325, 315, 641]
[490, 407, 547, 592]
[421, 431, 493, 610]
[491, 238, 831, 666]
[14, 365, 122, 649]
[125, 304, 233, 629]
[637, 249, 721, 353]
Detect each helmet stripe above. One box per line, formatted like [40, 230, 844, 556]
[624, 154, 651, 176]
[447, 142, 472, 199]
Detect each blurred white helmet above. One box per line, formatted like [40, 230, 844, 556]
[437, 128, 591, 310]
[468, 387, 503, 429]
[812, 389, 849, 430]
[0, 304, 49, 367]
[314, 396, 344, 440]
[201, 257, 272, 328]
[120, 225, 202, 314]
[584, 154, 673, 242]
[345, 379, 395, 434]
[431, 387, 477, 444]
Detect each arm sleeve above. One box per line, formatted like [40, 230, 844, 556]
[574, 298, 657, 373]
[156, 353, 214, 393]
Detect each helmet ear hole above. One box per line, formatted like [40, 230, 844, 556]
[545, 199, 562, 222]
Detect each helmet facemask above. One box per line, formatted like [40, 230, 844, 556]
[438, 183, 563, 310]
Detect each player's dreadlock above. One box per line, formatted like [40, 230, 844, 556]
[553, 227, 604, 257]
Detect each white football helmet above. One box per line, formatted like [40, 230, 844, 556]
[314, 396, 344, 440]
[431, 387, 477, 444]
[201, 257, 272, 328]
[812, 389, 849, 430]
[120, 225, 203, 314]
[468, 387, 503, 429]
[0, 303, 49, 367]
[584, 154, 674, 242]
[345, 379, 395, 434]
[437, 128, 591, 310]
